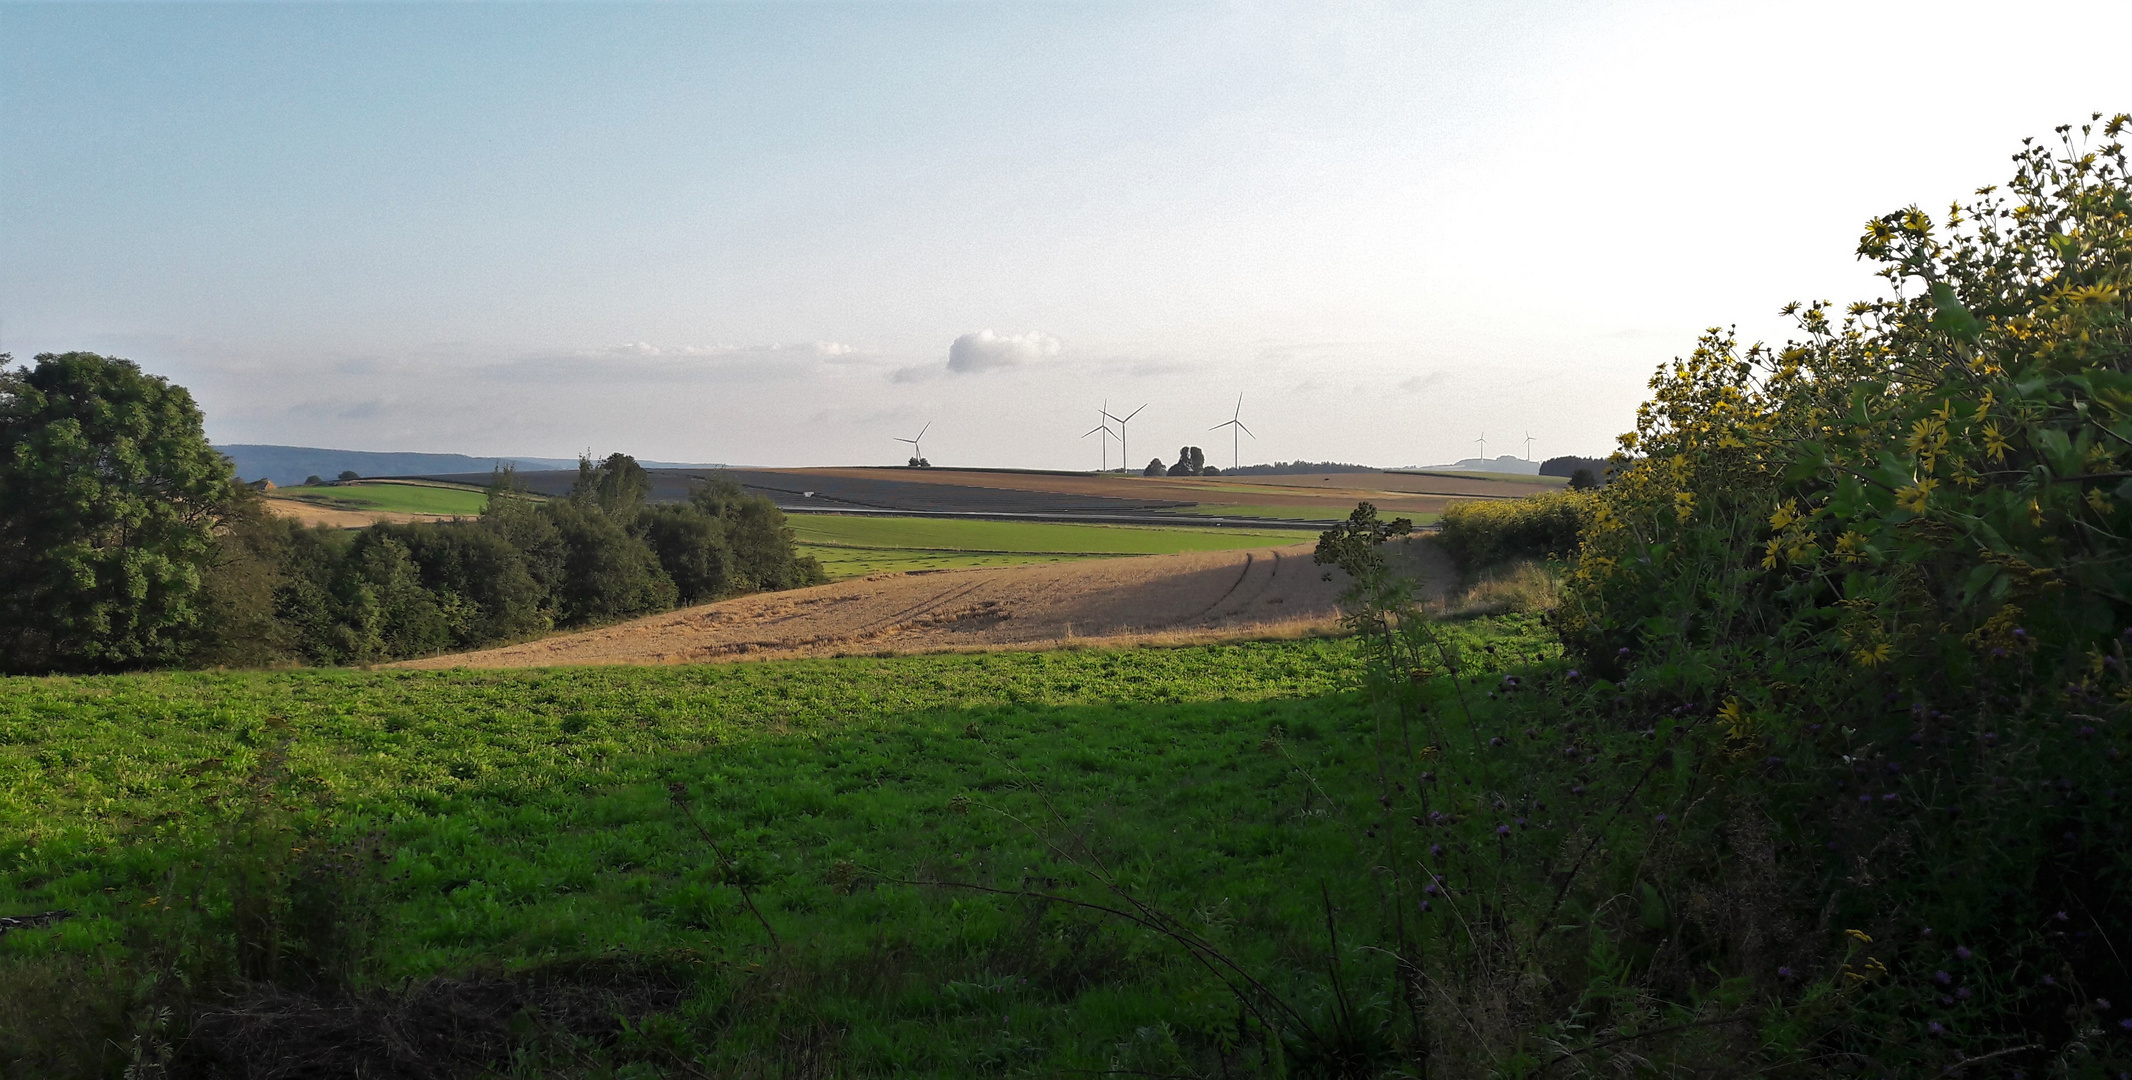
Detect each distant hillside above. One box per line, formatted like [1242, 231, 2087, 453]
[219, 445, 720, 487]
[1424, 456, 1541, 476]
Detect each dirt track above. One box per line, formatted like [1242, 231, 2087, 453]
[399, 539, 1454, 669]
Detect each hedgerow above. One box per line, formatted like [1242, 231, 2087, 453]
[1550, 115, 2132, 1072]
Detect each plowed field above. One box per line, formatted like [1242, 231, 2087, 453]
[398, 538, 1453, 668]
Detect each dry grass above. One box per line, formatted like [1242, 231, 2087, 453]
[1432, 559, 1561, 619]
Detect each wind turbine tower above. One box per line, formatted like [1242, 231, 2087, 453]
[1082, 400, 1118, 472]
[1524, 432, 1535, 460]
[1207, 394, 1256, 471]
[894, 422, 932, 466]
[1476, 432, 1486, 461]
[1104, 403, 1147, 475]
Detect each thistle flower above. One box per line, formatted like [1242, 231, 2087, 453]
[1777, 966, 1793, 979]
[1495, 824, 1511, 836]
[1429, 844, 1442, 857]
[1955, 946, 1973, 960]
[1956, 988, 1971, 1000]
[1653, 813, 1668, 824]
[1927, 1022, 1945, 1035]
[1935, 970, 1952, 984]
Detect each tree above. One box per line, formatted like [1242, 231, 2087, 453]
[304, 474, 325, 487]
[1568, 467, 1598, 490]
[0, 352, 237, 672]
[337, 470, 360, 482]
[1143, 457, 1165, 476]
[573, 452, 649, 518]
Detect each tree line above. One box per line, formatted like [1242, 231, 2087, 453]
[0, 352, 824, 674]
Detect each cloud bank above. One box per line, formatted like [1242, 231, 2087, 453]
[945, 329, 1060, 374]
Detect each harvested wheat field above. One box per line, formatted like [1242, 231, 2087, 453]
[260, 497, 459, 528]
[399, 538, 1453, 669]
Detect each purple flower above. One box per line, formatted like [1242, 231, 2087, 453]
[2119, 1018, 2132, 1031]
[1921, 927, 1934, 937]
[1653, 813, 1668, 824]
[2080, 726, 2096, 737]
[1991, 648, 2008, 658]
[1489, 736, 1504, 746]
[1617, 647, 1630, 657]
[2012, 628, 2028, 639]
[1809, 723, 1823, 734]
[1859, 795, 1873, 804]
[1777, 966, 1793, 979]
[1566, 670, 1581, 681]
[1955, 946, 1973, 961]
[1927, 1022, 1945, 1036]
[2043, 975, 2057, 987]
[1956, 988, 1971, 1000]
[1424, 882, 1439, 894]
[1429, 844, 1443, 857]
[2055, 911, 2070, 922]
[1983, 731, 1998, 743]
[1935, 970, 1952, 985]
[1881, 793, 1899, 802]
[2100, 998, 2114, 1010]
[1571, 785, 1585, 796]
[1419, 900, 1431, 912]
[1515, 817, 1528, 827]
[1495, 824, 1511, 836]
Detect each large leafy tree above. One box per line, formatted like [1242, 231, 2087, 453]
[0, 352, 235, 672]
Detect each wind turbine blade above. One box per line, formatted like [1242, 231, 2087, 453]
[1207, 420, 1229, 432]
[1082, 425, 1110, 438]
[1123, 404, 1147, 422]
[1235, 422, 1254, 438]
[1234, 393, 1243, 419]
[917, 422, 931, 440]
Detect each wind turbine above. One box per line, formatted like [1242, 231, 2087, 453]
[1476, 432, 1487, 461]
[1104, 403, 1147, 475]
[1082, 400, 1118, 473]
[1524, 432, 1535, 460]
[895, 422, 931, 466]
[1207, 393, 1255, 471]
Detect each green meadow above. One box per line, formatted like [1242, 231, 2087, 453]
[786, 514, 1308, 580]
[275, 479, 492, 517]
[0, 624, 1558, 1075]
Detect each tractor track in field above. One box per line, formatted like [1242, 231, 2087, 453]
[397, 540, 1453, 670]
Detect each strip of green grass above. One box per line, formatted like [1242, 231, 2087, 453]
[1163, 503, 1442, 523]
[786, 514, 1306, 554]
[0, 623, 1560, 1074]
[797, 544, 1109, 579]
[276, 480, 489, 516]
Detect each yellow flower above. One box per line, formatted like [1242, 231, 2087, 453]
[1769, 500, 1799, 530]
[1896, 478, 1938, 513]
[2087, 487, 2113, 515]
[1673, 491, 1696, 523]
[1853, 643, 1893, 667]
[1982, 422, 2009, 460]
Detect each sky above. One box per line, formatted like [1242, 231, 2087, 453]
[3, 1, 2129, 471]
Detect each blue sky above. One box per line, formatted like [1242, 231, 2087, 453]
[4, 1, 2129, 469]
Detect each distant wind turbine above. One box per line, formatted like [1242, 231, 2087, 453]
[1524, 432, 1535, 460]
[1104, 403, 1147, 475]
[1207, 394, 1255, 470]
[894, 422, 931, 465]
[1082, 399, 1118, 472]
[1476, 432, 1486, 461]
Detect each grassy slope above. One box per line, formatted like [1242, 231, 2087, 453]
[277, 480, 490, 516]
[788, 515, 1310, 580]
[0, 624, 1556, 1074]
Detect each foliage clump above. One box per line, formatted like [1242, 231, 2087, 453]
[1435, 488, 1596, 574]
[1554, 115, 2132, 1072]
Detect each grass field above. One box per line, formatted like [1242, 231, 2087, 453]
[787, 514, 1312, 579]
[0, 621, 1560, 1075]
[1164, 504, 1444, 523]
[275, 479, 491, 516]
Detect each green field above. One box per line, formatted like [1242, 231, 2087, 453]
[275, 479, 491, 516]
[788, 514, 1310, 579]
[1164, 503, 1444, 523]
[0, 623, 1560, 1075]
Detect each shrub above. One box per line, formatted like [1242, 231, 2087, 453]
[1555, 115, 2132, 1071]
[1435, 489, 1595, 573]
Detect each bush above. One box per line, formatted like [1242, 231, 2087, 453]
[1553, 115, 2132, 1071]
[1435, 489, 1595, 573]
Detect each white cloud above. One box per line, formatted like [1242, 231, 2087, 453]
[945, 329, 1060, 374]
